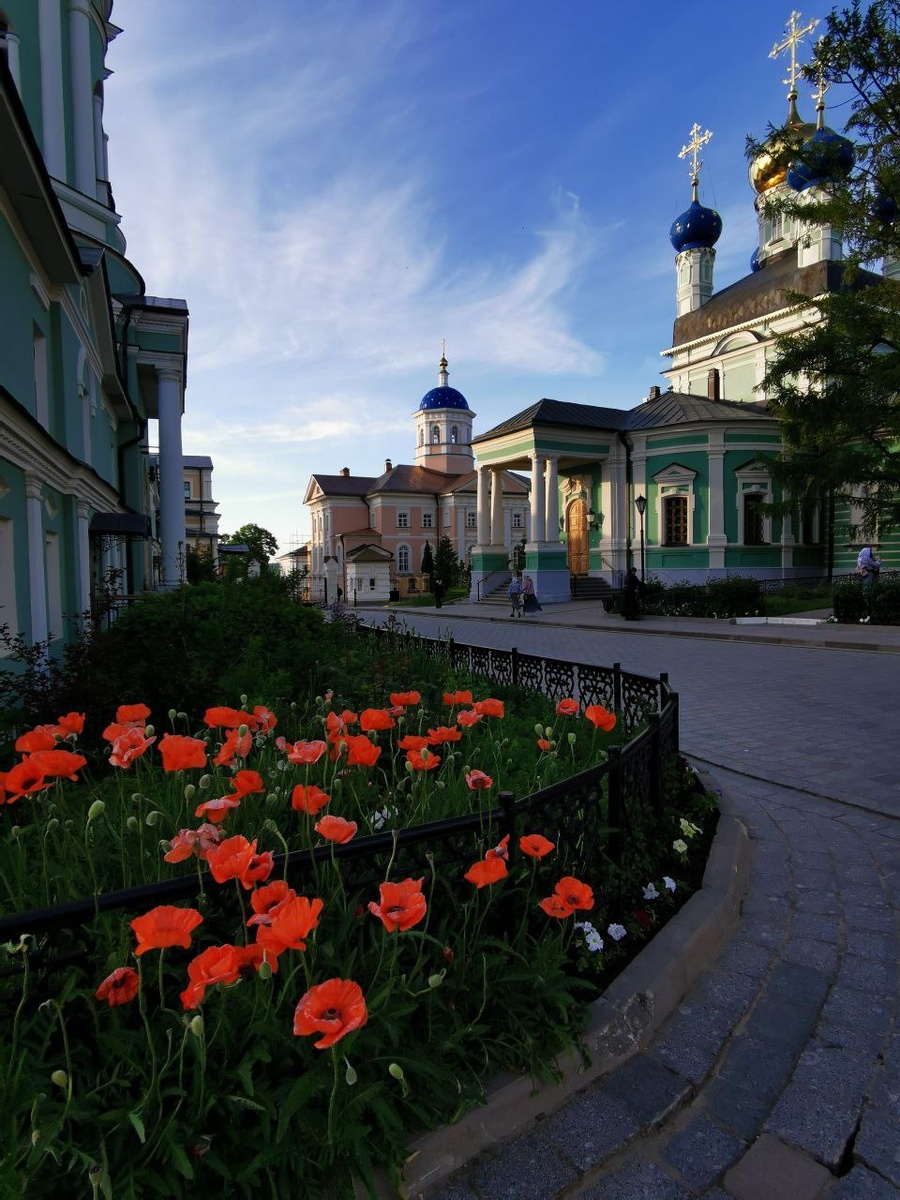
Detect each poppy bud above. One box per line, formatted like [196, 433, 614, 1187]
[240, 695, 248, 707]
[428, 972, 445, 989]
[388, 1063, 405, 1082]
[31, 1130, 40, 1146]
[238, 725, 248, 738]
[131, 793, 143, 804]
[145, 811, 162, 827]
[545, 726, 553, 738]
[168, 709, 177, 721]
[183, 784, 196, 802]
[344, 1060, 358, 1086]
[50, 1070, 68, 1089]
[534, 723, 544, 735]
[568, 732, 577, 745]
[45, 818, 59, 832]
[257, 959, 272, 981]
[198, 774, 212, 790]
[11, 826, 20, 838]
[144, 724, 155, 737]
[177, 712, 187, 721]
[442, 945, 454, 963]
[189, 1015, 204, 1037]
[126, 816, 139, 832]
[87, 800, 105, 823]
[263, 819, 279, 833]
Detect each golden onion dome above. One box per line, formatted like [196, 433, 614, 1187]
[749, 95, 816, 195]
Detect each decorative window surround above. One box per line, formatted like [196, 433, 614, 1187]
[735, 460, 772, 545]
[652, 463, 697, 546]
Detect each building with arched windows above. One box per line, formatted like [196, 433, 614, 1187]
[469, 49, 896, 604]
[304, 356, 529, 603]
[0, 0, 190, 646]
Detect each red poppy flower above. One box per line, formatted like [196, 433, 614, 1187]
[368, 878, 427, 932]
[464, 856, 508, 888]
[444, 690, 473, 707]
[465, 770, 493, 790]
[213, 728, 252, 767]
[398, 734, 431, 752]
[193, 794, 241, 824]
[158, 734, 207, 772]
[1, 760, 51, 803]
[26, 749, 87, 781]
[344, 735, 381, 768]
[474, 698, 505, 718]
[487, 834, 510, 862]
[286, 739, 327, 765]
[164, 824, 224, 863]
[95, 966, 140, 1007]
[53, 712, 85, 737]
[428, 726, 462, 744]
[585, 704, 617, 732]
[390, 691, 421, 707]
[256, 893, 324, 953]
[180, 944, 242, 1010]
[15, 728, 57, 754]
[252, 705, 277, 733]
[233, 943, 279, 975]
[130, 905, 203, 955]
[291, 784, 330, 814]
[634, 908, 653, 927]
[229, 770, 265, 800]
[407, 747, 440, 771]
[203, 706, 254, 730]
[206, 835, 274, 889]
[293, 977, 368, 1049]
[456, 709, 483, 728]
[110, 727, 156, 769]
[519, 833, 555, 859]
[359, 708, 395, 732]
[315, 815, 357, 844]
[555, 698, 579, 717]
[116, 703, 151, 727]
[539, 875, 594, 918]
[537, 737, 553, 752]
[325, 710, 358, 741]
[247, 879, 294, 925]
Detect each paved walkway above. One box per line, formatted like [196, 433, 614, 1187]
[366, 602, 900, 1198]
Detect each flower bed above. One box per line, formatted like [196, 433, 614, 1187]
[0, 644, 713, 1198]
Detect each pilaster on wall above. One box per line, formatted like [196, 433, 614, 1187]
[156, 367, 185, 588]
[25, 474, 49, 644]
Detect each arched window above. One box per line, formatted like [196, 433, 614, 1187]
[397, 545, 410, 573]
[419, 427, 424, 445]
[744, 494, 765, 545]
[431, 424, 440, 445]
[450, 425, 458, 444]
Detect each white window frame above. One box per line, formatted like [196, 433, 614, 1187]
[652, 464, 697, 547]
[422, 511, 433, 529]
[735, 462, 773, 546]
[396, 544, 411, 573]
[397, 510, 410, 530]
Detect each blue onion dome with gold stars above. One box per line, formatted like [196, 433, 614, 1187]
[670, 122, 722, 253]
[787, 83, 855, 192]
[669, 194, 723, 252]
[873, 188, 898, 227]
[418, 354, 470, 410]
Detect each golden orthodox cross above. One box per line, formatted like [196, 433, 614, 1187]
[770, 10, 819, 94]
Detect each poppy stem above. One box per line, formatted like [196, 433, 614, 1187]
[326, 1044, 340, 1147]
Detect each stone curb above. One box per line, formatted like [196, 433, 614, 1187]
[377, 779, 752, 1199]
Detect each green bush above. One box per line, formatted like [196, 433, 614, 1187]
[833, 575, 900, 624]
[642, 575, 763, 619]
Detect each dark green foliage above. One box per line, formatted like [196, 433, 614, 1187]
[833, 573, 900, 622]
[420, 541, 434, 579]
[642, 576, 763, 618]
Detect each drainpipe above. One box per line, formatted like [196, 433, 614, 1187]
[617, 430, 634, 574]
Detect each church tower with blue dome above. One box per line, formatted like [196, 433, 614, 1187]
[670, 124, 722, 317]
[413, 351, 476, 475]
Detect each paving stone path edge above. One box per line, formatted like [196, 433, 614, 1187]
[367, 776, 752, 1199]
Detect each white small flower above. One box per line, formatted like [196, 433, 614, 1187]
[643, 883, 659, 901]
[607, 923, 626, 941]
[664, 876, 676, 892]
[585, 931, 604, 953]
[679, 817, 700, 839]
[673, 838, 688, 854]
[371, 806, 396, 831]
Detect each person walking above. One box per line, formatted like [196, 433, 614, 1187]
[522, 574, 541, 617]
[508, 574, 523, 617]
[857, 545, 883, 623]
[433, 578, 444, 608]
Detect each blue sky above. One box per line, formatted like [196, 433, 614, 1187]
[104, 1, 845, 554]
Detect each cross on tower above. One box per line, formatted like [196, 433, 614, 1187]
[770, 10, 819, 96]
[678, 123, 713, 186]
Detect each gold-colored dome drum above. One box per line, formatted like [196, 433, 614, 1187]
[749, 118, 816, 194]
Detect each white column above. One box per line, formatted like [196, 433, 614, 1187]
[707, 434, 727, 569]
[76, 500, 92, 619]
[157, 367, 185, 588]
[456, 507, 465, 557]
[490, 467, 504, 546]
[544, 456, 559, 540]
[530, 454, 545, 542]
[93, 88, 108, 200]
[25, 475, 49, 643]
[476, 465, 490, 546]
[38, 0, 66, 180]
[68, 0, 96, 195]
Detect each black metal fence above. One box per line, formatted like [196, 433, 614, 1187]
[0, 628, 680, 957]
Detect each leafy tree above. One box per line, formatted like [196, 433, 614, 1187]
[751, 0, 900, 538]
[421, 540, 434, 579]
[434, 535, 462, 588]
[221, 523, 279, 563]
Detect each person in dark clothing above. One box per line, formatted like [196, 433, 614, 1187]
[621, 567, 644, 621]
[433, 578, 444, 608]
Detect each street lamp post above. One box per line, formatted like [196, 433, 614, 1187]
[634, 494, 647, 582]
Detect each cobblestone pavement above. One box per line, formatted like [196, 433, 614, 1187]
[365, 605, 900, 1198]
